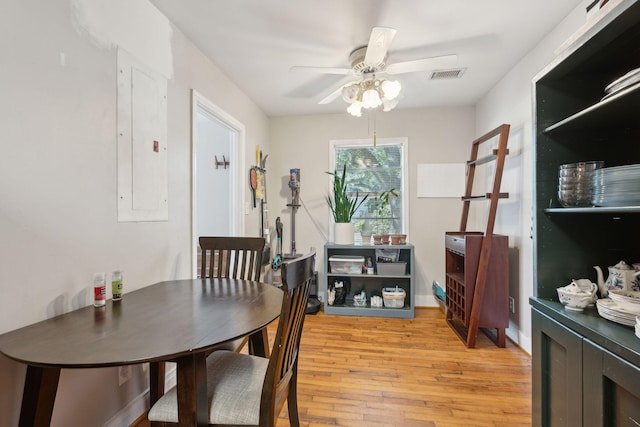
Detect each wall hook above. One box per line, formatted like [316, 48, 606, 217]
[215, 155, 230, 169]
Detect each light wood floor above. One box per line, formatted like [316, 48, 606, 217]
[133, 308, 531, 427]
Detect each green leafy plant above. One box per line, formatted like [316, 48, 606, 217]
[372, 189, 398, 216]
[326, 165, 369, 223]
[369, 188, 399, 234]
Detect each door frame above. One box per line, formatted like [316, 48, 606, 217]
[191, 90, 246, 277]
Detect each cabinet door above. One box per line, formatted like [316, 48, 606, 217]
[532, 309, 583, 427]
[583, 339, 640, 426]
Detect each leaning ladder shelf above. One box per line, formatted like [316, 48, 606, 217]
[445, 124, 510, 348]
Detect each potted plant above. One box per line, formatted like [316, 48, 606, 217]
[326, 165, 368, 244]
[370, 188, 398, 243]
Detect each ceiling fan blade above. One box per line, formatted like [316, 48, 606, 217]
[318, 78, 358, 104]
[385, 54, 458, 75]
[363, 27, 396, 67]
[290, 65, 353, 75]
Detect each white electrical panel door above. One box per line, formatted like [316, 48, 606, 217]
[117, 48, 168, 222]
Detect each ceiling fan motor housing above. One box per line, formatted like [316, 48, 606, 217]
[350, 46, 386, 73]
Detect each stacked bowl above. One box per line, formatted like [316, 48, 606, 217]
[558, 161, 603, 207]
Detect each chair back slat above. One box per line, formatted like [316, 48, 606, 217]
[261, 251, 315, 426]
[199, 237, 265, 281]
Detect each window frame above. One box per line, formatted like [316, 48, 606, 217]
[329, 137, 409, 242]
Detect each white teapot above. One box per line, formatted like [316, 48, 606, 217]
[594, 260, 640, 298]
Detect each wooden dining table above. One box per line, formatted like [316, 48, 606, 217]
[0, 278, 283, 427]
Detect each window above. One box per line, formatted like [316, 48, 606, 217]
[330, 138, 408, 242]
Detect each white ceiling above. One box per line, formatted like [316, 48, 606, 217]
[150, 0, 584, 117]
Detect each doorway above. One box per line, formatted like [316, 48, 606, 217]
[191, 90, 246, 277]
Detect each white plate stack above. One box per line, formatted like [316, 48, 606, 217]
[592, 164, 640, 207]
[596, 299, 638, 326]
[596, 290, 640, 327]
[602, 67, 640, 101]
[636, 316, 640, 339]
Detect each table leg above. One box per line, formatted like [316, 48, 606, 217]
[248, 327, 270, 358]
[19, 365, 61, 427]
[176, 352, 208, 426]
[149, 361, 166, 406]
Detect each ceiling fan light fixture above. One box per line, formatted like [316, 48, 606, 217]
[381, 79, 401, 100]
[362, 87, 382, 108]
[347, 101, 363, 117]
[344, 77, 399, 114]
[341, 83, 360, 103]
[382, 97, 399, 112]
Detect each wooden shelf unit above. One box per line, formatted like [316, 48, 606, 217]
[445, 124, 511, 348]
[445, 232, 509, 347]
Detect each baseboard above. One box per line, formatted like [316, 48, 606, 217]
[415, 294, 439, 307]
[103, 391, 149, 427]
[103, 364, 177, 427]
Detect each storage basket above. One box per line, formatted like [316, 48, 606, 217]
[376, 262, 406, 275]
[329, 255, 364, 274]
[382, 286, 406, 308]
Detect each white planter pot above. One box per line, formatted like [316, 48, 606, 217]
[334, 222, 354, 245]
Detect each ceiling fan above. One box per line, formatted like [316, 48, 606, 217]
[291, 27, 459, 114]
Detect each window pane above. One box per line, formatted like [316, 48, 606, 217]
[333, 144, 404, 236]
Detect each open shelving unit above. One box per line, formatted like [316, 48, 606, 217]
[323, 243, 414, 319]
[445, 124, 510, 348]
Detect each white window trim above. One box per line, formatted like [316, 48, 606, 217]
[328, 137, 409, 241]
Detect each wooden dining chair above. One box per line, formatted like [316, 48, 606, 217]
[148, 237, 268, 408]
[148, 251, 316, 427]
[199, 236, 268, 354]
[199, 236, 265, 281]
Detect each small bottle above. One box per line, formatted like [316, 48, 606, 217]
[366, 258, 374, 275]
[93, 273, 106, 307]
[111, 270, 123, 301]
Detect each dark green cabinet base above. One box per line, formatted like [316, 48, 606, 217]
[532, 304, 640, 427]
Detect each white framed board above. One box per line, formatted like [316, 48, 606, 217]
[417, 163, 465, 198]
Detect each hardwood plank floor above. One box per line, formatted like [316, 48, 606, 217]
[133, 308, 531, 427]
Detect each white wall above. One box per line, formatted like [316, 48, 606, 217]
[0, 0, 268, 425]
[474, 1, 589, 353]
[269, 108, 475, 305]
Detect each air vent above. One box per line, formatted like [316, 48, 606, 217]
[430, 68, 466, 80]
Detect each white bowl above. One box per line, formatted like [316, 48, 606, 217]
[557, 287, 592, 311]
[608, 290, 640, 313]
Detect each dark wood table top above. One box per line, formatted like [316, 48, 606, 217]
[0, 278, 283, 368]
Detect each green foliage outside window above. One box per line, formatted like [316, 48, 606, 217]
[334, 145, 403, 235]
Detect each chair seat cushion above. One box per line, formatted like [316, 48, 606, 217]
[148, 351, 269, 425]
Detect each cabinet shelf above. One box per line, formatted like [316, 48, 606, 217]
[543, 81, 640, 134]
[445, 272, 464, 284]
[545, 205, 640, 214]
[323, 243, 414, 318]
[326, 272, 410, 279]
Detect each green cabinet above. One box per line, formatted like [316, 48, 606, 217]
[531, 1, 640, 425]
[532, 308, 583, 426]
[533, 307, 640, 427]
[583, 338, 640, 426]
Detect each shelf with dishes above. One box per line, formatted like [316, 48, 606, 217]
[543, 68, 640, 135]
[548, 161, 640, 212]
